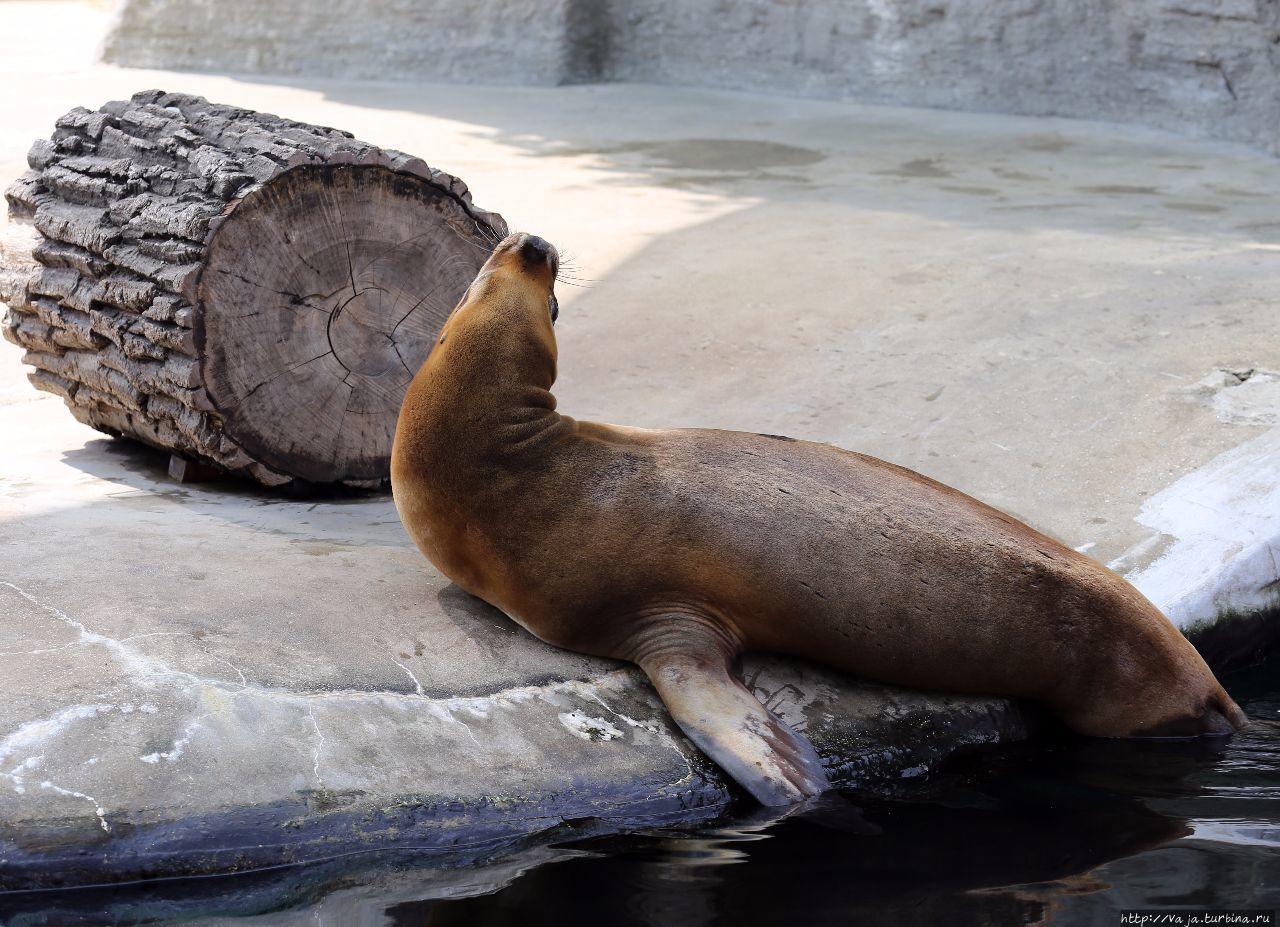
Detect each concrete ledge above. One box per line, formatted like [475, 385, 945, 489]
[1124, 424, 1280, 637]
[0, 635, 1030, 888]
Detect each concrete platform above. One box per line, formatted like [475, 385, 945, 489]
[1, 0, 1278, 887]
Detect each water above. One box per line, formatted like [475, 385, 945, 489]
[4, 658, 1278, 926]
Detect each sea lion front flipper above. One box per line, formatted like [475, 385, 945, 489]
[637, 644, 829, 806]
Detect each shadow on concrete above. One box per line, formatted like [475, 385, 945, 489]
[60, 436, 390, 508]
[56, 431, 621, 681]
[16, 429, 610, 696]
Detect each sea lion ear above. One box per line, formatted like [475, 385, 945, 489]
[635, 628, 829, 805]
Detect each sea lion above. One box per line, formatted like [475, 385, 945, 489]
[391, 232, 1247, 806]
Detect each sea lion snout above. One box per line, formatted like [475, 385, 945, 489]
[489, 232, 559, 282]
[516, 234, 558, 272]
[479, 233, 560, 322]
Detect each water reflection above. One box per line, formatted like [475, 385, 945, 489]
[394, 769, 1187, 927]
[388, 657, 1280, 927]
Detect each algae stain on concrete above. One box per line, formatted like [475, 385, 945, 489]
[1162, 202, 1226, 214]
[296, 540, 364, 556]
[876, 158, 951, 179]
[632, 138, 825, 171]
[1019, 134, 1075, 152]
[1075, 185, 1160, 195]
[991, 166, 1045, 182]
[938, 184, 1002, 197]
[543, 138, 825, 173]
[655, 171, 814, 189]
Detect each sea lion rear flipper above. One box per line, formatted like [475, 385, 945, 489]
[638, 647, 829, 806]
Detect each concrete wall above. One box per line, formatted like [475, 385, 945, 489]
[598, 0, 1280, 155]
[102, 0, 586, 85]
[103, 0, 1280, 155]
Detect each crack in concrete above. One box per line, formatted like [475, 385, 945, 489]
[205, 653, 248, 688]
[0, 580, 188, 687]
[0, 579, 690, 819]
[140, 714, 208, 764]
[307, 704, 326, 787]
[39, 779, 110, 832]
[0, 578, 635, 712]
[0, 703, 114, 770]
[392, 658, 424, 696]
[424, 702, 482, 748]
[3, 755, 44, 795]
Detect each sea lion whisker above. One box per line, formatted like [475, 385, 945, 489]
[473, 221, 502, 244]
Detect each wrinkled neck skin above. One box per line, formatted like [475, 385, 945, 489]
[403, 261, 571, 468]
[391, 241, 572, 605]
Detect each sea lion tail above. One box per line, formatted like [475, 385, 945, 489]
[1120, 688, 1249, 738]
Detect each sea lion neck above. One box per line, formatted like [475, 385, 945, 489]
[397, 270, 570, 465]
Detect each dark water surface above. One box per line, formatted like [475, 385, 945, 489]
[4, 657, 1278, 926]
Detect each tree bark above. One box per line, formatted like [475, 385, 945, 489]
[0, 90, 506, 488]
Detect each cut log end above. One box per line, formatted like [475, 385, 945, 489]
[2, 92, 507, 489]
[198, 163, 490, 484]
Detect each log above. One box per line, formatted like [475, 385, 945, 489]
[0, 90, 506, 488]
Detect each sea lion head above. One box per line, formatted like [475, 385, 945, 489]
[423, 232, 562, 393]
[462, 232, 560, 326]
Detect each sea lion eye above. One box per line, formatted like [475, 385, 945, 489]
[549, 292, 559, 324]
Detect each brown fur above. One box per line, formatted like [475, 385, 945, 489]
[392, 234, 1246, 803]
